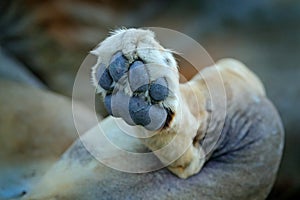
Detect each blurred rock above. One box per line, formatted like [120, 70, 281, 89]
[0, 80, 96, 199]
[0, 47, 45, 89]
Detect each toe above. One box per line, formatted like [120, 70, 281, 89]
[128, 61, 150, 93]
[149, 77, 169, 101]
[111, 92, 135, 125]
[109, 52, 129, 82]
[145, 105, 167, 131]
[102, 52, 171, 131]
[104, 94, 113, 115]
[129, 96, 151, 126]
[96, 63, 114, 91]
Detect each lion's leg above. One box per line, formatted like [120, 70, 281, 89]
[23, 98, 283, 200]
[91, 28, 205, 178]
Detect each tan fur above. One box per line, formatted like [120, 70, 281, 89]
[19, 29, 277, 200]
[90, 28, 265, 179]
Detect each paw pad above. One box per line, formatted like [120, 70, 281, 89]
[129, 96, 151, 126]
[104, 94, 112, 115]
[97, 51, 171, 131]
[97, 64, 114, 91]
[108, 52, 129, 81]
[129, 61, 149, 92]
[111, 92, 135, 126]
[149, 77, 168, 101]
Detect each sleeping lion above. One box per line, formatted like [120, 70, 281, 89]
[90, 28, 270, 179]
[23, 28, 283, 200]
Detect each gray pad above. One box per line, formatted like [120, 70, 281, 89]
[102, 52, 169, 131]
[129, 96, 151, 126]
[109, 52, 128, 82]
[96, 63, 114, 91]
[149, 77, 169, 101]
[104, 94, 113, 115]
[111, 92, 135, 126]
[145, 105, 167, 131]
[129, 61, 149, 92]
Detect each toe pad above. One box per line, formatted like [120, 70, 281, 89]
[129, 96, 151, 126]
[129, 61, 150, 92]
[109, 52, 129, 82]
[97, 64, 114, 91]
[149, 78, 169, 102]
[99, 52, 170, 131]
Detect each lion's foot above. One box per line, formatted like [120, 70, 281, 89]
[91, 28, 206, 179]
[91, 29, 179, 131]
[97, 53, 172, 131]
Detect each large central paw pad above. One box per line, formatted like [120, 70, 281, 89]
[96, 52, 170, 131]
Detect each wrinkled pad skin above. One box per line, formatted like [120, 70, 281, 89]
[149, 78, 169, 101]
[109, 52, 129, 82]
[111, 92, 135, 126]
[97, 64, 114, 91]
[104, 94, 112, 115]
[129, 61, 150, 92]
[129, 96, 151, 126]
[99, 51, 170, 131]
[145, 105, 167, 131]
[104, 93, 168, 130]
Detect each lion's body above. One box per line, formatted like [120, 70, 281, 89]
[22, 29, 283, 200]
[24, 76, 283, 199]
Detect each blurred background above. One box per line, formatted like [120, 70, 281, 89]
[0, 0, 299, 199]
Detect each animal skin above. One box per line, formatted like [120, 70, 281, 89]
[23, 28, 284, 200]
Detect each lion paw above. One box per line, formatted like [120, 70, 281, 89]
[91, 29, 179, 131]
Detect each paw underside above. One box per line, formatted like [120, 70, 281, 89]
[96, 51, 172, 131]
